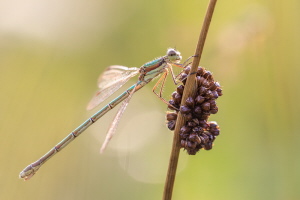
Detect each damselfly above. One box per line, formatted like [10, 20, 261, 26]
[19, 48, 183, 180]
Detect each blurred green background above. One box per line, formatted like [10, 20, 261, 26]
[1, 0, 299, 199]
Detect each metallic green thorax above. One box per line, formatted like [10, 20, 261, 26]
[139, 48, 182, 82]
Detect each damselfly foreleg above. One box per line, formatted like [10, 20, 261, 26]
[173, 55, 195, 80]
[151, 69, 179, 110]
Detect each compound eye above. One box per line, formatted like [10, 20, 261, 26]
[167, 49, 177, 57]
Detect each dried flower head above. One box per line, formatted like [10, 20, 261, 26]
[166, 66, 222, 155]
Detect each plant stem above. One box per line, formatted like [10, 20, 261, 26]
[162, 1, 217, 199]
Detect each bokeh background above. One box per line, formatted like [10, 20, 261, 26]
[1, 0, 299, 199]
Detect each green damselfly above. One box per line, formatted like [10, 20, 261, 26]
[19, 48, 183, 180]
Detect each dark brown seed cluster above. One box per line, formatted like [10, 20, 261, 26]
[166, 66, 223, 155]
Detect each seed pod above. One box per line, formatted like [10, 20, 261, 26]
[171, 91, 177, 99]
[197, 77, 210, 87]
[210, 107, 218, 114]
[205, 90, 214, 98]
[199, 119, 207, 126]
[184, 66, 191, 74]
[187, 149, 198, 155]
[199, 86, 207, 95]
[167, 120, 176, 130]
[201, 112, 210, 120]
[201, 102, 210, 111]
[187, 121, 197, 127]
[210, 135, 216, 142]
[201, 133, 210, 143]
[176, 85, 184, 95]
[189, 133, 201, 144]
[192, 126, 203, 133]
[202, 79, 210, 87]
[184, 113, 193, 121]
[210, 129, 220, 136]
[200, 120, 209, 129]
[209, 82, 218, 90]
[203, 142, 213, 150]
[192, 118, 200, 125]
[181, 73, 187, 83]
[173, 92, 182, 104]
[205, 132, 214, 140]
[180, 133, 189, 139]
[216, 88, 223, 96]
[180, 125, 191, 134]
[208, 100, 217, 108]
[193, 106, 201, 115]
[180, 105, 191, 114]
[186, 97, 195, 108]
[195, 95, 205, 104]
[197, 67, 205, 76]
[211, 91, 219, 99]
[166, 112, 177, 121]
[168, 100, 179, 110]
[209, 121, 219, 129]
[197, 76, 205, 86]
[187, 141, 197, 149]
[199, 136, 205, 143]
[181, 140, 188, 148]
[203, 71, 212, 80]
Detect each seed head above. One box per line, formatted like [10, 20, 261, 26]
[165, 65, 223, 155]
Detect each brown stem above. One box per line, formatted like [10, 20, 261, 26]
[162, 1, 217, 200]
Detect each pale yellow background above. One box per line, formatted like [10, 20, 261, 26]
[1, 0, 299, 199]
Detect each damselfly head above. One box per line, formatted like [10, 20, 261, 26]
[166, 48, 182, 63]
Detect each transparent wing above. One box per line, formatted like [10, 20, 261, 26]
[87, 65, 139, 110]
[100, 84, 137, 153]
